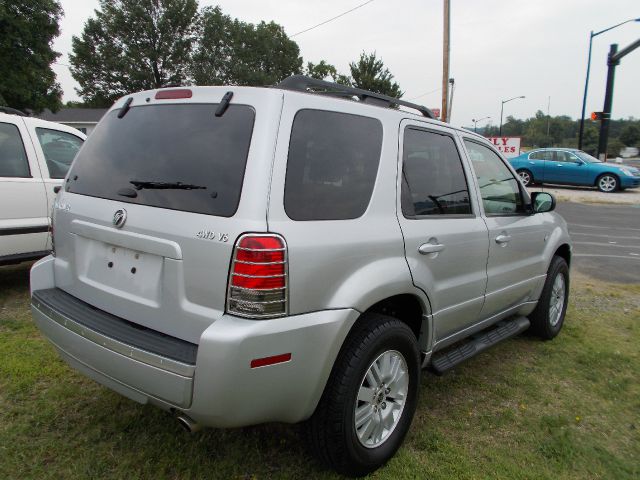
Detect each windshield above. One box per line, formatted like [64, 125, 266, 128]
[66, 103, 255, 217]
[575, 151, 602, 163]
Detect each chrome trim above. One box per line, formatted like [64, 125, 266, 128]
[230, 285, 286, 292]
[234, 260, 286, 265]
[226, 232, 289, 319]
[31, 300, 195, 377]
[231, 272, 286, 279]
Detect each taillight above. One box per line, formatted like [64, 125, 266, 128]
[226, 234, 288, 319]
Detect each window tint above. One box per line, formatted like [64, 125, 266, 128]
[67, 104, 255, 217]
[464, 140, 524, 215]
[284, 110, 382, 221]
[401, 128, 471, 217]
[36, 128, 84, 179]
[0, 122, 30, 178]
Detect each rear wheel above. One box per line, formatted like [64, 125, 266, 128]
[517, 169, 534, 187]
[306, 313, 420, 476]
[596, 174, 618, 192]
[528, 256, 569, 339]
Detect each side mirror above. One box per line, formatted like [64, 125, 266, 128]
[531, 192, 556, 213]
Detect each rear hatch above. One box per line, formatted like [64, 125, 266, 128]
[51, 88, 283, 343]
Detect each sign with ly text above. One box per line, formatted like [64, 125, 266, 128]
[487, 137, 521, 158]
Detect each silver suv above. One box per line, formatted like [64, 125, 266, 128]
[30, 76, 571, 476]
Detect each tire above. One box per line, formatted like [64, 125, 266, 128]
[517, 169, 534, 187]
[306, 313, 420, 477]
[528, 256, 569, 339]
[596, 173, 619, 193]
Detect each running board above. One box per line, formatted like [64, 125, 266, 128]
[430, 316, 530, 375]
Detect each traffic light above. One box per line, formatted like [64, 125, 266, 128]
[591, 111, 610, 120]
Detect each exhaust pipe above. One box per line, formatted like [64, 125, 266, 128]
[176, 414, 201, 433]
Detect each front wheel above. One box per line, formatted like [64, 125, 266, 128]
[306, 313, 420, 476]
[596, 174, 619, 192]
[528, 256, 569, 339]
[517, 169, 534, 187]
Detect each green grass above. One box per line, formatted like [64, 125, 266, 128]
[1, 263, 639, 479]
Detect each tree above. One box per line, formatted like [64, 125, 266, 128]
[304, 60, 338, 81]
[0, 0, 63, 112]
[191, 6, 302, 86]
[620, 124, 640, 146]
[70, 0, 199, 107]
[347, 51, 402, 98]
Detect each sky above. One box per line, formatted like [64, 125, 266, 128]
[52, 0, 640, 129]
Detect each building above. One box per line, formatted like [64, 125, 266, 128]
[36, 108, 108, 135]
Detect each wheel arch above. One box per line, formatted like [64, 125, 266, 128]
[554, 243, 571, 267]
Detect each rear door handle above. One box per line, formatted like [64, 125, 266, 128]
[418, 243, 446, 254]
[495, 234, 512, 244]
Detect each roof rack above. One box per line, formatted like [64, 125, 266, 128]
[276, 75, 437, 119]
[0, 106, 27, 117]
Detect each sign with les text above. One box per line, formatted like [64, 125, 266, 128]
[487, 137, 521, 158]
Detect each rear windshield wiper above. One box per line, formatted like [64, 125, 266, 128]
[130, 180, 207, 190]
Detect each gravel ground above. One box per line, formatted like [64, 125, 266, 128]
[528, 184, 640, 205]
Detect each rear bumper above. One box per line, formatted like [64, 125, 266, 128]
[30, 256, 359, 427]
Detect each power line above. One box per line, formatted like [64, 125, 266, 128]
[406, 88, 440, 101]
[290, 0, 375, 37]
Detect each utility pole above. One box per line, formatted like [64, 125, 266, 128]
[441, 0, 450, 122]
[598, 38, 640, 160]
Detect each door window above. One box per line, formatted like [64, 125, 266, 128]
[35, 128, 84, 179]
[464, 140, 524, 215]
[555, 151, 574, 162]
[0, 122, 30, 178]
[529, 150, 553, 161]
[401, 128, 472, 217]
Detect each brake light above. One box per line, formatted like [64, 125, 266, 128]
[226, 234, 288, 318]
[155, 89, 193, 100]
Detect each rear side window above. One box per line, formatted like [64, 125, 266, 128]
[401, 128, 472, 217]
[67, 104, 255, 217]
[36, 128, 83, 179]
[0, 122, 30, 178]
[284, 109, 382, 221]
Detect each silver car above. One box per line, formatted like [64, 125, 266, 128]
[30, 76, 571, 476]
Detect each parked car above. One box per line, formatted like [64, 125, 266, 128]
[30, 77, 571, 476]
[509, 147, 640, 192]
[0, 108, 85, 265]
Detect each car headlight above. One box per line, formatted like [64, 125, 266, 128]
[619, 167, 634, 176]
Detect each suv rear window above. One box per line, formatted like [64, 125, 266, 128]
[284, 109, 382, 221]
[67, 103, 255, 217]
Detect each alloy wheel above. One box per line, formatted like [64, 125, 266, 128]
[549, 273, 565, 327]
[598, 175, 617, 192]
[354, 350, 409, 448]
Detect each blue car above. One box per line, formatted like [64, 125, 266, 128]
[508, 148, 640, 192]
